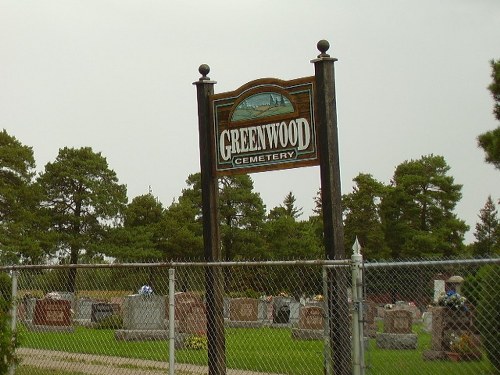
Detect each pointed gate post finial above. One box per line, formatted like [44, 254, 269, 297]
[352, 237, 362, 256]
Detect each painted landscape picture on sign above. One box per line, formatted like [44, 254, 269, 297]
[231, 93, 294, 122]
[211, 77, 318, 175]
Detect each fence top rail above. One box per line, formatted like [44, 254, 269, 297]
[363, 257, 500, 268]
[0, 258, 351, 271]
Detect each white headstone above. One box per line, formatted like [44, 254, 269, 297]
[123, 294, 165, 330]
[433, 280, 446, 303]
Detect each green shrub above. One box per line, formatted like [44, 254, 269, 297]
[93, 314, 123, 330]
[184, 335, 208, 350]
[476, 265, 500, 373]
[0, 272, 17, 374]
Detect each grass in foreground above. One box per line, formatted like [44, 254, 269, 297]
[16, 366, 87, 375]
[16, 323, 496, 375]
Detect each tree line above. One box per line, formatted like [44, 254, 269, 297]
[1, 60, 499, 291]
[1, 129, 499, 268]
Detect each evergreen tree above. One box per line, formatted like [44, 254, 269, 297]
[478, 59, 500, 170]
[342, 173, 390, 260]
[155, 197, 203, 260]
[473, 195, 500, 256]
[0, 130, 43, 264]
[381, 154, 468, 258]
[268, 192, 302, 220]
[105, 194, 164, 262]
[178, 173, 266, 260]
[38, 147, 127, 291]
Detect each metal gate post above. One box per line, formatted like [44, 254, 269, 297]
[168, 268, 175, 375]
[351, 238, 365, 375]
[323, 266, 333, 375]
[8, 270, 18, 375]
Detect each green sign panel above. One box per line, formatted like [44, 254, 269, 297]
[210, 76, 318, 175]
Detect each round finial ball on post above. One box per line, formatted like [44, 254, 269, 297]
[199, 64, 210, 80]
[317, 40, 330, 58]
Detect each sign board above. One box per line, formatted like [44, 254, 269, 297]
[210, 77, 318, 175]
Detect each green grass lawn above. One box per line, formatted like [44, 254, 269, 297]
[16, 367, 87, 375]
[16, 323, 496, 375]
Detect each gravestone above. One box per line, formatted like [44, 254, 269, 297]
[422, 311, 433, 333]
[393, 302, 421, 321]
[422, 306, 478, 361]
[288, 300, 301, 325]
[364, 302, 378, 337]
[167, 292, 204, 321]
[433, 279, 446, 303]
[291, 305, 324, 340]
[74, 298, 95, 324]
[230, 298, 258, 321]
[258, 299, 271, 324]
[115, 294, 168, 341]
[273, 296, 292, 324]
[385, 309, 413, 334]
[30, 299, 74, 332]
[122, 294, 165, 330]
[227, 298, 262, 328]
[91, 302, 115, 323]
[299, 305, 324, 330]
[223, 297, 230, 319]
[110, 297, 124, 315]
[22, 297, 37, 323]
[376, 309, 417, 349]
[178, 301, 207, 335]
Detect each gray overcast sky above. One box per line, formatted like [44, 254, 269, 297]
[1, 0, 499, 243]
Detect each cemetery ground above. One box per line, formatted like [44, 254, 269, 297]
[14, 322, 495, 375]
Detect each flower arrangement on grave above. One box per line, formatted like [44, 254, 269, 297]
[185, 335, 208, 350]
[437, 290, 467, 311]
[138, 285, 153, 296]
[448, 332, 482, 360]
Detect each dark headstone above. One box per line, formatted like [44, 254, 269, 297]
[298, 305, 324, 330]
[384, 309, 412, 334]
[229, 298, 259, 322]
[178, 302, 207, 335]
[33, 299, 72, 326]
[91, 303, 115, 323]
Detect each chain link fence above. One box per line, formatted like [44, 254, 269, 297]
[3, 257, 499, 375]
[362, 258, 500, 375]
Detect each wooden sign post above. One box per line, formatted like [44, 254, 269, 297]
[312, 40, 351, 375]
[195, 40, 350, 375]
[194, 65, 226, 375]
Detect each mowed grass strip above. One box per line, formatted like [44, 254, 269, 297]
[17, 324, 495, 375]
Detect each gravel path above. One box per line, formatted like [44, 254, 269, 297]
[17, 348, 284, 375]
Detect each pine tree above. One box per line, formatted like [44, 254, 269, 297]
[473, 195, 500, 256]
[478, 59, 500, 170]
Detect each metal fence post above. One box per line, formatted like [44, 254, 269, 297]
[169, 268, 175, 375]
[351, 238, 365, 375]
[8, 270, 18, 375]
[323, 266, 332, 375]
